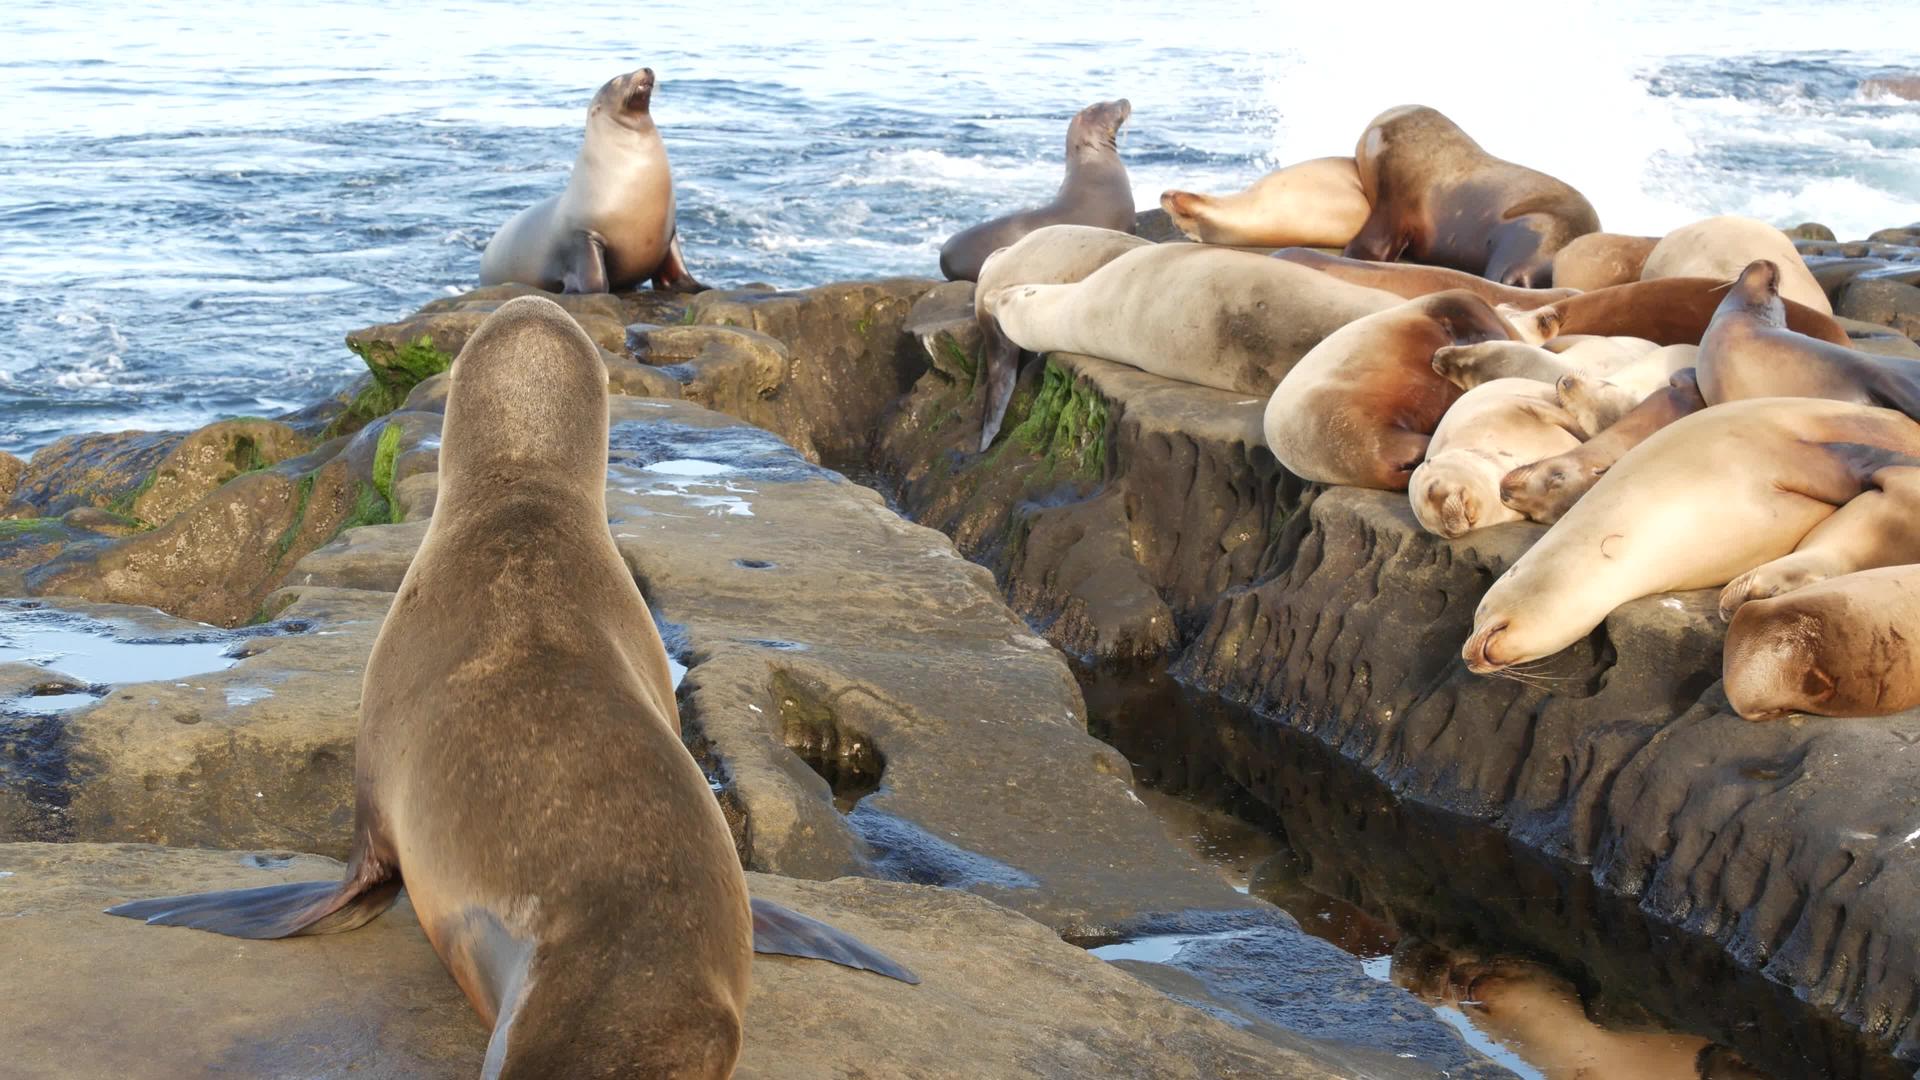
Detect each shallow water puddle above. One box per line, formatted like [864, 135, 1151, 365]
[0, 603, 238, 689]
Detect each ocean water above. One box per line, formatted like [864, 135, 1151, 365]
[2, 0, 1918, 452]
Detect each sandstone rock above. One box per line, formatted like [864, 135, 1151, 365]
[4, 431, 182, 520]
[391, 472, 438, 522]
[1867, 222, 1920, 246]
[1784, 222, 1837, 242]
[130, 419, 309, 527]
[628, 323, 790, 409]
[0, 517, 97, 572]
[0, 450, 24, 501]
[1808, 257, 1892, 304]
[602, 346, 685, 399]
[415, 282, 689, 328]
[1838, 277, 1920, 341]
[1133, 207, 1186, 243]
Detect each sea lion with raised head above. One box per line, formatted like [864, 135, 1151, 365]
[1263, 289, 1515, 490]
[1408, 378, 1583, 537]
[1642, 215, 1833, 314]
[972, 225, 1151, 449]
[1718, 463, 1920, 618]
[938, 99, 1135, 282]
[1499, 369, 1707, 525]
[989, 242, 1401, 395]
[481, 68, 706, 294]
[1698, 259, 1920, 415]
[1344, 105, 1600, 287]
[1549, 232, 1659, 291]
[1724, 565, 1920, 722]
[1273, 248, 1574, 310]
[1497, 275, 1851, 347]
[1463, 397, 1920, 675]
[106, 298, 915, 1077]
[1159, 157, 1371, 248]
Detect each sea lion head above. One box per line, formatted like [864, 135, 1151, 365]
[440, 296, 610, 502]
[1421, 290, 1515, 347]
[590, 67, 660, 132]
[1721, 258, 1787, 328]
[1723, 600, 1837, 721]
[1069, 99, 1131, 155]
[1410, 451, 1512, 538]
[1499, 455, 1590, 524]
[1494, 302, 1560, 346]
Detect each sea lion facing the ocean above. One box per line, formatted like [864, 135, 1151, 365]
[106, 298, 914, 1078]
[481, 68, 706, 294]
[1344, 105, 1600, 287]
[1159, 157, 1371, 248]
[938, 99, 1136, 282]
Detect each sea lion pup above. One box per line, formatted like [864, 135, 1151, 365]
[1550, 232, 1659, 291]
[1273, 248, 1574, 309]
[1698, 259, 1920, 415]
[1263, 290, 1514, 490]
[1641, 215, 1833, 314]
[106, 298, 915, 1077]
[1718, 463, 1920, 618]
[1463, 397, 1920, 675]
[481, 68, 706, 294]
[1159, 156, 1370, 248]
[1500, 369, 1707, 525]
[1497, 275, 1852, 348]
[989, 243, 1400, 394]
[1408, 378, 1582, 537]
[972, 225, 1151, 450]
[1343, 105, 1600, 287]
[1554, 343, 1698, 436]
[938, 99, 1135, 282]
[1724, 565, 1920, 722]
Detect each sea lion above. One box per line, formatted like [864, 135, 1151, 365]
[989, 243, 1400, 395]
[1498, 275, 1852, 347]
[106, 298, 914, 1076]
[1263, 289, 1514, 490]
[1697, 259, 1920, 415]
[1724, 565, 1920, 721]
[1159, 157, 1370, 248]
[1718, 463, 1920, 618]
[1344, 105, 1600, 287]
[1430, 336, 1660, 393]
[1273, 248, 1574, 310]
[480, 68, 705, 294]
[1463, 397, 1920, 674]
[1499, 369, 1707, 525]
[938, 100, 1135, 282]
[972, 225, 1151, 449]
[1408, 378, 1582, 537]
[1641, 215, 1832, 314]
[1553, 344, 1698, 436]
[1549, 232, 1658, 291]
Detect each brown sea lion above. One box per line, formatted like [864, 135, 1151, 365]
[1344, 105, 1600, 287]
[1263, 290, 1514, 490]
[1159, 157, 1371, 248]
[1550, 232, 1659, 291]
[1724, 565, 1920, 721]
[481, 68, 706, 294]
[1498, 276, 1852, 347]
[106, 298, 914, 1077]
[1718, 463, 1920, 618]
[1408, 378, 1582, 537]
[939, 99, 1135, 282]
[1273, 248, 1574, 310]
[1499, 369, 1707, 525]
[1641, 215, 1832, 314]
[1463, 397, 1920, 674]
[972, 225, 1151, 449]
[988, 243, 1400, 395]
[1698, 259, 1920, 416]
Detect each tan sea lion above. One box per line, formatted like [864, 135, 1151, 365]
[480, 68, 705, 294]
[1263, 290, 1514, 490]
[1463, 397, 1920, 674]
[1641, 215, 1832, 314]
[1159, 156, 1370, 248]
[1718, 463, 1920, 618]
[1408, 378, 1582, 537]
[938, 100, 1135, 282]
[1431, 336, 1660, 393]
[1553, 343, 1697, 436]
[107, 298, 914, 1077]
[1273, 248, 1574, 310]
[1500, 369, 1707, 525]
[973, 225, 1151, 449]
[1498, 275, 1852, 347]
[1724, 565, 1920, 721]
[1549, 232, 1659, 291]
[1698, 259, 1920, 415]
[989, 243, 1401, 395]
[1344, 105, 1600, 287]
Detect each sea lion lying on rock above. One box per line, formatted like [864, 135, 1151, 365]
[1159, 157, 1371, 248]
[1499, 369, 1707, 525]
[1552, 343, 1698, 436]
[1725, 564, 1920, 721]
[1408, 378, 1583, 537]
[1718, 462, 1920, 619]
[1272, 248, 1574, 310]
[1498, 276, 1851, 347]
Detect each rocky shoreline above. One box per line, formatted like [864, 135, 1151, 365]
[5, 213, 1920, 1076]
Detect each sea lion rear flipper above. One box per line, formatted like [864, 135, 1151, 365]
[105, 866, 400, 940]
[561, 231, 609, 294]
[1795, 443, 1920, 506]
[653, 231, 710, 294]
[978, 319, 1021, 451]
[750, 896, 920, 984]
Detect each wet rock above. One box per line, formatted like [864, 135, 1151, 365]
[4, 431, 183, 520]
[0, 450, 24, 501]
[391, 472, 438, 522]
[1132, 207, 1185, 243]
[130, 419, 309, 527]
[1808, 257, 1892, 304]
[602, 345, 685, 399]
[1868, 223, 1920, 246]
[0, 517, 97, 572]
[1838, 277, 1920, 341]
[1785, 222, 1837, 242]
[414, 282, 689, 327]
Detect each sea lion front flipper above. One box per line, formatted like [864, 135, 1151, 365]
[750, 897, 920, 984]
[653, 230, 710, 294]
[105, 864, 400, 940]
[561, 231, 609, 294]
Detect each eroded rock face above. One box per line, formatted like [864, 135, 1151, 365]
[4, 431, 183, 520]
[1839, 278, 1920, 341]
[130, 419, 309, 527]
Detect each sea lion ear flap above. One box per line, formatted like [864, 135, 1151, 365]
[750, 897, 920, 984]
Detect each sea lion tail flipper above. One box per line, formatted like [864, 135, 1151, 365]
[561, 231, 609, 294]
[654, 230, 711, 294]
[978, 320, 1022, 451]
[105, 872, 401, 940]
[750, 897, 920, 984]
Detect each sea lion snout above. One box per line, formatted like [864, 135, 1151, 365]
[1462, 618, 1510, 674]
